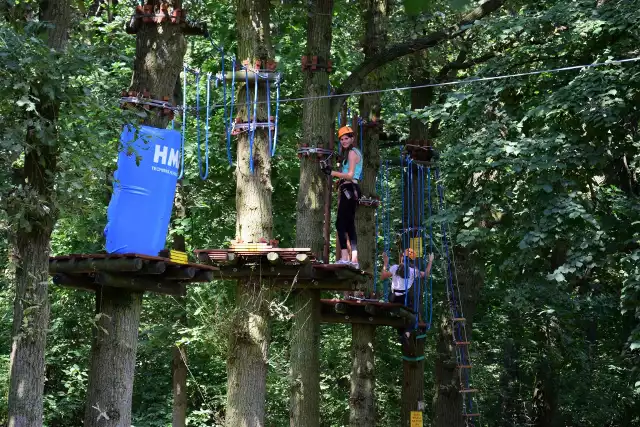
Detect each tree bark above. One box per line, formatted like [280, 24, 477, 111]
[290, 0, 333, 426]
[348, 1, 387, 426]
[398, 52, 432, 427]
[84, 7, 187, 425]
[83, 287, 143, 426]
[172, 228, 188, 427]
[433, 248, 482, 427]
[225, 1, 274, 426]
[7, 0, 70, 425]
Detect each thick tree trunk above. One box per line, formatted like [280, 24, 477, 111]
[84, 9, 187, 426]
[348, 2, 387, 426]
[290, 1, 333, 426]
[225, 1, 274, 426]
[7, 1, 70, 425]
[83, 287, 143, 426]
[349, 324, 376, 427]
[500, 337, 520, 426]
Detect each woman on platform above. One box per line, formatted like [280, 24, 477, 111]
[322, 126, 363, 268]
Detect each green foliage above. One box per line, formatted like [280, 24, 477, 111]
[1, 0, 639, 426]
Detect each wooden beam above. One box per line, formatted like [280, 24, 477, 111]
[52, 273, 100, 293]
[390, 306, 417, 324]
[164, 266, 196, 280]
[320, 313, 406, 327]
[138, 261, 166, 275]
[95, 273, 184, 296]
[216, 71, 280, 82]
[364, 304, 378, 316]
[50, 258, 143, 274]
[191, 270, 214, 282]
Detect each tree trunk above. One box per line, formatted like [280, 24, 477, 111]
[172, 343, 188, 427]
[84, 8, 187, 425]
[397, 51, 433, 427]
[225, 1, 274, 426]
[7, 1, 70, 425]
[172, 228, 188, 427]
[83, 287, 143, 426]
[433, 248, 482, 427]
[290, 0, 333, 426]
[348, 1, 387, 426]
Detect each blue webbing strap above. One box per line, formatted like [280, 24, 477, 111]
[199, 73, 210, 180]
[225, 57, 236, 166]
[266, 77, 272, 157]
[178, 64, 187, 179]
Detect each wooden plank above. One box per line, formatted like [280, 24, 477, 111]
[320, 313, 406, 327]
[52, 273, 99, 293]
[138, 261, 166, 275]
[50, 258, 143, 274]
[164, 266, 196, 280]
[191, 270, 214, 283]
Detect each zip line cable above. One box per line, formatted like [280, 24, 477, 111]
[177, 56, 640, 112]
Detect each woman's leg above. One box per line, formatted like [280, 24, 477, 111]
[342, 184, 358, 263]
[336, 188, 351, 261]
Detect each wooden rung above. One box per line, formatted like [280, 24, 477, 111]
[452, 317, 466, 322]
[460, 388, 478, 393]
[457, 365, 473, 369]
[454, 341, 471, 345]
[463, 413, 480, 417]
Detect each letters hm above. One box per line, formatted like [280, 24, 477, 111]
[153, 144, 180, 169]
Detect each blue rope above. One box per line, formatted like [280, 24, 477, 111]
[272, 76, 280, 157]
[266, 77, 272, 157]
[359, 118, 363, 152]
[225, 57, 236, 166]
[178, 64, 187, 180]
[249, 68, 259, 174]
[194, 72, 203, 179]
[199, 73, 210, 180]
[426, 167, 434, 329]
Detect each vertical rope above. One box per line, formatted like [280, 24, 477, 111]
[178, 64, 187, 179]
[426, 167, 434, 329]
[266, 77, 272, 157]
[225, 57, 236, 166]
[272, 74, 280, 157]
[200, 72, 210, 180]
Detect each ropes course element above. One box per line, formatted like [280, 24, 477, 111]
[177, 64, 210, 180]
[192, 55, 640, 111]
[433, 166, 481, 425]
[219, 59, 283, 173]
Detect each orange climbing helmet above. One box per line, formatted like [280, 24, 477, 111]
[403, 248, 417, 261]
[338, 126, 354, 139]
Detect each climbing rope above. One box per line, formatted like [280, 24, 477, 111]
[200, 72, 210, 179]
[225, 57, 236, 166]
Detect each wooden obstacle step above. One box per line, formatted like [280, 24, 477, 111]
[454, 341, 471, 345]
[460, 389, 478, 393]
[457, 365, 473, 369]
[452, 317, 466, 322]
[463, 413, 480, 417]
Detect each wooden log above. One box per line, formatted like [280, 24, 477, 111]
[390, 306, 417, 324]
[334, 302, 348, 314]
[191, 270, 214, 283]
[295, 253, 310, 264]
[138, 261, 166, 275]
[49, 257, 143, 274]
[267, 252, 280, 264]
[320, 313, 405, 327]
[95, 272, 184, 296]
[197, 252, 211, 263]
[52, 273, 100, 293]
[364, 304, 378, 316]
[164, 266, 196, 280]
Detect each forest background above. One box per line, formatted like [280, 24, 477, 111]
[0, 0, 639, 425]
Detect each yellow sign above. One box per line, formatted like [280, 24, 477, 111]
[410, 237, 423, 258]
[410, 411, 423, 427]
[169, 250, 189, 265]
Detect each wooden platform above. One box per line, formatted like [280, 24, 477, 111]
[49, 253, 218, 296]
[195, 247, 371, 290]
[320, 298, 427, 328]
